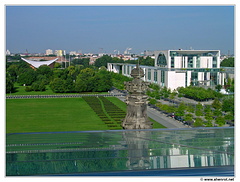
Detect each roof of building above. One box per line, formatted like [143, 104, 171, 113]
[21, 57, 58, 68]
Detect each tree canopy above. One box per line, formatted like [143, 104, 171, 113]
[220, 57, 234, 67]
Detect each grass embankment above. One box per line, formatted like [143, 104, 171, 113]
[6, 97, 166, 134]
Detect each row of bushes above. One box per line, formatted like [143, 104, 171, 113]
[99, 97, 125, 129]
[177, 86, 223, 101]
[99, 97, 125, 124]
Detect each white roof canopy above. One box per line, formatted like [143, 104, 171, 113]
[21, 58, 58, 68]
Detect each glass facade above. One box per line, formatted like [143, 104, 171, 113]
[167, 51, 219, 69]
[6, 127, 234, 176]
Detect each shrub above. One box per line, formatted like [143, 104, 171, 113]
[25, 86, 32, 92]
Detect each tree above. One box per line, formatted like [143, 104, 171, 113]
[215, 84, 222, 92]
[215, 116, 225, 126]
[53, 69, 65, 79]
[7, 64, 18, 82]
[175, 103, 186, 117]
[75, 74, 88, 92]
[64, 77, 75, 93]
[31, 81, 46, 91]
[50, 78, 66, 93]
[220, 57, 234, 67]
[204, 105, 212, 114]
[36, 74, 48, 85]
[95, 70, 113, 91]
[54, 62, 61, 68]
[36, 65, 53, 82]
[140, 56, 154, 66]
[110, 71, 132, 90]
[160, 86, 171, 98]
[184, 114, 193, 123]
[17, 69, 37, 86]
[177, 86, 217, 101]
[193, 118, 204, 127]
[224, 113, 234, 122]
[149, 98, 157, 105]
[6, 73, 14, 93]
[213, 109, 222, 117]
[212, 98, 222, 110]
[222, 97, 234, 114]
[71, 58, 90, 67]
[94, 55, 112, 68]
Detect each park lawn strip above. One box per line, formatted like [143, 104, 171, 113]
[6, 98, 108, 133]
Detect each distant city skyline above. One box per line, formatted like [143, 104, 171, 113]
[6, 6, 234, 55]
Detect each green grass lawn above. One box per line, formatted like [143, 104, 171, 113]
[6, 98, 108, 133]
[6, 97, 165, 134]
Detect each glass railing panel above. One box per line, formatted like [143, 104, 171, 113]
[6, 127, 234, 176]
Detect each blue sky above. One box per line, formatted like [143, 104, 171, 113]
[6, 6, 234, 55]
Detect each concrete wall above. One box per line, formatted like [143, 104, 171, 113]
[200, 57, 212, 68]
[174, 56, 182, 68]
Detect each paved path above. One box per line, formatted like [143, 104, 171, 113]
[147, 107, 188, 128]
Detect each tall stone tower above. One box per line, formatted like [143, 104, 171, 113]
[122, 64, 153, 129]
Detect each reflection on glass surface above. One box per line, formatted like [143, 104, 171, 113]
[6, 127, 234, 176]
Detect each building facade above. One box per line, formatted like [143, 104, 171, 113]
[108, 50, 234, 91]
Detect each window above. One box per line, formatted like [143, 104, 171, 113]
[161, 71, 165, 86]
[188, 56, 193, 68]
[154, 70, 158, 83]
[213, 57, 217, 68]
[157, 53, 167, 67]
[148, 69, 151, 81]
[191, 72, 198, 86]
[171, 57, 174, 68]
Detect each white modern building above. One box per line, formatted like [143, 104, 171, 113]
[21, 57, 58, 69]
[108, 50, 234, 90]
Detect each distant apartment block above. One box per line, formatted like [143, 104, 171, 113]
[6, 50, 11, 56]
[55, 50, 65, 57]
[108, 50, 234, 91]
[45, 49, 53, 55]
